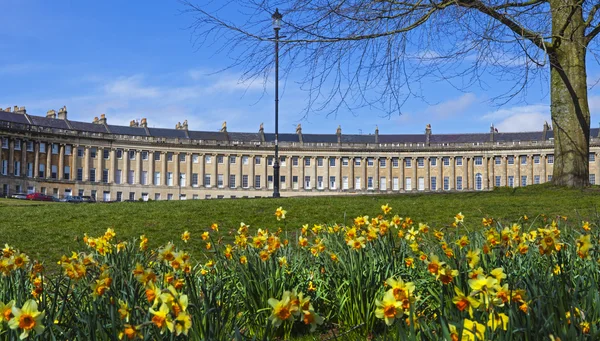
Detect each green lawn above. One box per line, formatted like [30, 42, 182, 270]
[2, 184, 599, 268]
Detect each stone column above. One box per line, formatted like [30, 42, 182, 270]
[411, 157, 417, 191]
[71, 144, 77, 181]
[449, 157, 455, 190]
[58, 144, 65, 180]
[287, 156, 293, 190]
[387, 157, 392, 191]
[83, 146, 90, 181]
[325, 157, 330, 189]
[482, 156, 488, 190]
[46, 144, 52, 179]
[212, 154, 218, 187]
[186, 153, 192, 188]
[8, 138, 14, 175]
[239, 154, 244, 189]
[314, 156, 318, 189]
[504, 156, 508, 186]
[135, 150, 141, 184]
[529, 154, 534, 185]
[541, 154, 546, 184]
[490, 157, 495, 188]
[148, 151, 155, 185]
[173, 152, 180, 187]
[299, 156, 305, 189]
[224, 154, 230, 188]
[264, 155, 269, 189]
[110, 149, 116, 184]
[33, 141, 39, 179]
[21, 140, 27, 176]
[349, 157, 355, 190]
[374, 157, 379, 190]
[596, 152, 600, 185]
[515, 155, 521, 187]
[247, 154, 253, 189]
[161, 151, 167, 186]
[424, 157, 430, 191]
[123, 149, 130, 184]
[98, 147, 104, 182]
[399, 157, 404, 191]
[199, 154, 205, 187]
[438, 157, 443, 191]
[465, 157, 470, 190]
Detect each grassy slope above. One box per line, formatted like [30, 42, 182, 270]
[1, 184, 599, 267]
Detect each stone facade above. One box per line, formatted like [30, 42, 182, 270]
[1, 107, 599, 201]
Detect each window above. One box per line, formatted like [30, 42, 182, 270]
[548, 175, 553, 181]
[507, 156, 515, 165]
[590, 174, 596, 185]
[154, 172, 160, 186]
[129, 192, 135, 201]
[242, 175, 249, 188]
[367, 158, 374, 167]
[267, 175, 273, 189]
[77, 168, 83, 181]
[27, 163, 33, 177]
[229, 175, 236, 188]
[1, 137, 8, 149]
[49, 164, 58, 179]
[521, 175, 527, 186]
[456, 157, 463, 166]
[217, 174, 224, 188]
[90, 168, 96, 182]
[78, 189, 83, 197]
[103, 149, 110, 159]
[354, 158, 361, 166]
[204, 174, 212, 187]
[254, 175, 261, 188]
[495, 176, 501, 187]
[417, 158, 424, 168]
[474, 156, 482, 165]
[443, 177, 449, 190]
[305, 176, 312, 189]
[590, 153, 596, 162]
[317, 176, 324, 189]
[179, 154, 186, 162]
[293, 175, 299, 189]
[475, 173, 482, 190]
[342, 157, 349, 166]
[167, 194, 173, 201]
[77, 147, 84, 157]
[193, 154, 199, 163]
[50, 143, 58, 155]
[255, 156, 261, 165]
[367, 176, 373, 189]
[91, 190, 97, 201]
[292, 157, 299, 166]
[27, 141, 34, 152]
[129, 170, 135, 184]
[534, 175, 540, 184]
[343, 176, 349, 190]
[392, 158, 399, 168]
[192, 194, 198, 200]
[166, 152, 173, 162]
[192, 173, 199, 186]
[520, 156, 527, 165]
[430, 158, 437, 166]
[405, 177, 412, 191]
[141, 171, 148, 185]
[317, 157, 324, 167]
[228, 155, 236, 164]
[392, 177, 399, 190]
[456, 176, 463, 190]
[508, 176, 515, 187]
[90, 148, 97, 158]
[154, 193, 161, 201]
[443, 157, 450, 166]
[180, 173, 186, 187]
[154, 152, 161, 161]
[405, 159, 412, 168]
[379, 158, 386, 167]
[495, 156, 501, 165]
[329, 158, 336, 167]
[534, 155, 540, 164]
[380, 177, 386, 190]
[117, 149, 123, 159]
[431, 176, 437, 190]
[38, 164, 45, 178]
[39, 142, 46, 153]
[217, 155, 224, 164]
[142, 151, 149, 160]
[117, 192, 122, 202]
[280, 175, 286, 188]
[418, 177, 425, 191]
[167, 172, 174, 186]
[115, 170, 122, 184]
[14, 161, 21, 176]
[547, 154, 554, 164]
[267, 157, 273, 166]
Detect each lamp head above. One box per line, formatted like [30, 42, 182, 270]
[272, 8, 282, 29]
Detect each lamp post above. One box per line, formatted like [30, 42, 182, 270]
[272, 8, 282, 198]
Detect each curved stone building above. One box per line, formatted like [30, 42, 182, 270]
[0, 106, 598, 201]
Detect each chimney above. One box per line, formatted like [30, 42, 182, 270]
[57, 106, 67, 119]
[220, 121, 227, 133]
[15, 106, 26, 114]
[175, 122, 181, 130]
[13, 106, 18, 113]
[129, 120, 138, 127]
[46, 109, 57, 119]
[182, 120, 188, 130]
[140, 118, 147, 128]
[4, 107, 10, 112]
[296, 124, 303, 143]
[542, 121, 551, 140]
[92, 116, 99, 124]
[259, 123, 265, 142]
[490, 123, 495, 142]
[375, 125, 379, 144]
[425, 124, 431, 146]
[99, 114, 107, 125]
[336, 125, 342, 145]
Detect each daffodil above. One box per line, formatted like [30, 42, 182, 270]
[466, 249, 480, 268]
[275, 207, 287, 220]
[385, 277, 415, 301]
[462, 319, 486, 340]
[268, 291, 298, 327]
[118, 300, 130, 322]
[452, 287, 480, 318]
[181, 231, 191, 243]
[487, 312, 509, 331]
[1, 300, 14, 322]
[375, 290, 403, 326]
[8, 299, 45, 339]
[381, 204, 392, 214]
[490, 268, 507, 283]
[150, 303, 173, 334]
[455, 212, 465, 224]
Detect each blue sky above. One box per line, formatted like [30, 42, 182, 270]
[1, 1, 599, 136]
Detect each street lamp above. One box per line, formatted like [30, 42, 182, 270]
[272, 8, 282, 198]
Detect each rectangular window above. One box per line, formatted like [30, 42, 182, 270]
[129, 192, 135, 201]
[217, 174, 224, 188]
[267, 157, 273, 166]
[229, 155, 236, 164]
[192, 173, 199, 186]
[521, 175, 527, 186]
[229, 174, 236, 188]
[507, 156, 515, 165]
[179, 154, 186, 162]
[1, 137, 8, 149]
[38, 164, 45, 178]
[90, 148, 97, 158]
[343, 176, 349, 190]
[167, 194, 173, 200]
[141, 171, 148, 185]
[153, 193, 160, 201]
[589, 153, 596, 162]
[495, 176, 501, 187]
[39, 142, 46, 154]
[193, 154, 199, 163]
[77, 147, 84, 157]
[405, 177, 412, 191]
[379, 158, 386, 167]
[317, 176, 324, 189]
[154, 172, 160, 185]
[128, 170, 135, 184]
[91, 190, 97, 200]
[27, 141, 34, 152]
[520, 156, 527, 165]
[116, 192, 122, 202]
[329, 158, 336, 167]
[14, 161, 21, 176]
[354, 158, 361, 166]
[431, 176, 437, 191]
[14, 139, 21, 151]
[418, 177, 425, 191]
[417, 158, 424, 168]
[548, 175, 553, 181]
[317, 157, 324, 167]
[267, 175, 273, 189]
[255, 156, 261, 165]
[102, 169, 109, 183]
[342, 157, 349, 166]
[367, 158, 374, 167]
[292, 175, 299, 189]
[456, 176, 463, 190]
[115, 169, 122, 184]
[292, 157, 299, 166]
[27, 163, 34, 177]
[509, 176, 515, 187]
[443, 176, 449, 190]
[164, 152, 172, 162]
[547, 154, 554, 164]
[77, 168, 83, 181]
[167, 172, 174, 186]
[380, 177, 386, 190]
[217, 155, 224, 164]
[242, 174, 249, 188]
[495, 156, 501, 165]
[367, 176, 373, 189]
[153, 151, 160, 161]
[405, 159, 412, 168]
[77, 189, 83, 197]
[90, 168, 96, 182]
[534, 155, 540, 164]
[180, 173, 186, 187]
[142, 151, 149, 160]
[443, 157, 450, 166]
[204, 174, 211, 187]
[534, 175, 540, 184]
[456, 157, 463, 166]
[50, 143, 57, 154]
[392, 177, 399, 190]
[355, 177, 361, 189]
[254, 175, 261, 188]
[392, 158, 399, 168]
[474, 156, 482, 165]
[103, 149, 110, 159]
[430, 157, 437, 166]
[116, 149, 123, 159]
[590, 174, 596, 185]
[305, 176, 312, 189]
[280, 175, 286, 187]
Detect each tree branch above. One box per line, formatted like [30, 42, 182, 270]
[587, 24, 600, 43]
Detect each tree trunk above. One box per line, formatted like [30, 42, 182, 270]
[549, 0, 590, 188]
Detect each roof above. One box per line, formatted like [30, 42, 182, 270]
[0, 111, 30, 124]
[69, 120, 108, 133]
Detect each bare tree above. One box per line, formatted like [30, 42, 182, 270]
[182, 0, 600, 188]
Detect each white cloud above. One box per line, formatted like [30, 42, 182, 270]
[104, 75, 161, 99]
[426, 93, 477, 118]
[481, 104, 550, 132]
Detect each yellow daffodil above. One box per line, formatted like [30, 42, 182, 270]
[210, 223, 219, 232]
[487, 312, 509, 331]
[139, 235, 148, 251]
[582, 221, 591, 232]
[8, 299, 45, 339]
[150, 303, 173, 334]
[381, 204, 392, 214]
[375, 290, 403, 326]
[425, 254, 444, 275]
[347, 236, 367, 250]
[466, 249, 480, 269]
[452, 287, 480, 318]
[385, 277, 415, 301]
[119, 324, 142, 340]
[302, 309, 324, 331]
[275, 207, 287, 220]
[455, 212, 465, 224]
[268, 291, 298, 327]
[576, 234, 592, 259]
[181, 231, 191, 243]
[490, 268, 507, 283]
[463, 319, 486, 340]
[118, 300, 130, 322]
[1, 300, 15, 322]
